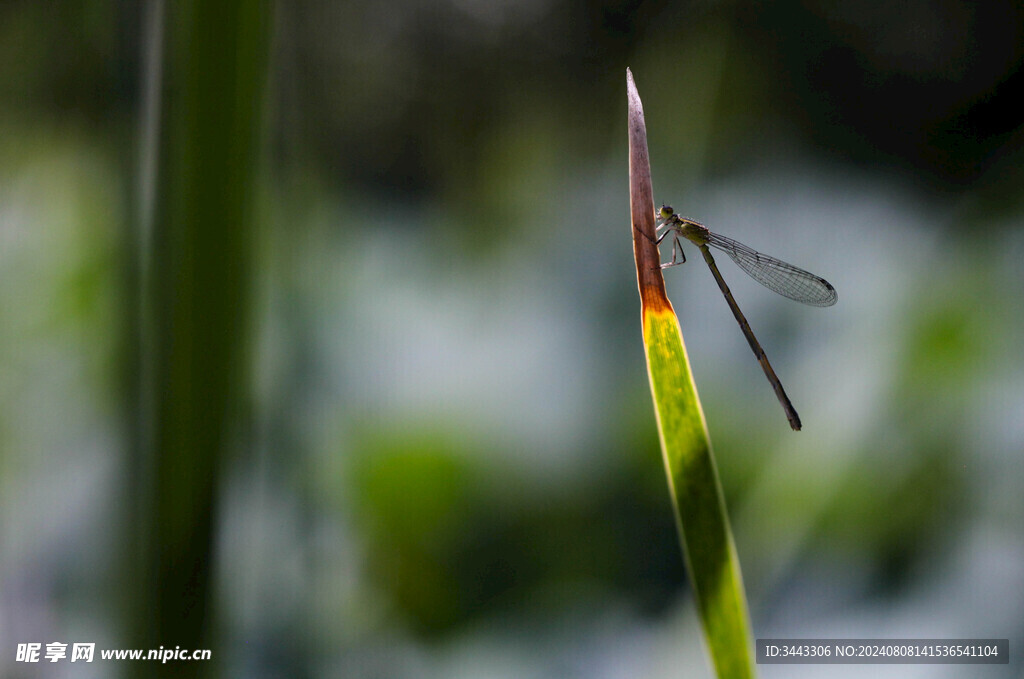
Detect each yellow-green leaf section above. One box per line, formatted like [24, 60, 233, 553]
[643, 306, 755, 678]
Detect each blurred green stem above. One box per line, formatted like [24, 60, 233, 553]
[130, 0, 270, 673]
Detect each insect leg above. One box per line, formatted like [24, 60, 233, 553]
[660, 234, 687, 268]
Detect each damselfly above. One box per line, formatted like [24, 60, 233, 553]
[656, 205, 837, 430]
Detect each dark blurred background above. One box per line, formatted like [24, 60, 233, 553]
[1, 0, 1023, 676]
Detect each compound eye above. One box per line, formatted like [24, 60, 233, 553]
[659, 205, 674, 219]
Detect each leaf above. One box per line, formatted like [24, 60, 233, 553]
[627, 68, 756, 679]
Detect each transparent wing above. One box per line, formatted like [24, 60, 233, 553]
[705, 232, 837, 306]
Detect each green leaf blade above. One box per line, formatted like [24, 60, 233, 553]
[643, 308, 755, 679]
[628, 68, 755, 678]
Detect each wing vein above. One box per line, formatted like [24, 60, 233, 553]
[705, 232, 837, 307]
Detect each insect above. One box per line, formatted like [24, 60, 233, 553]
[655, 205, 837, 430]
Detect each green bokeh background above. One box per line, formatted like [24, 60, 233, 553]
[2, 1, 1022, 677]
